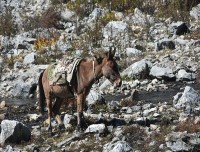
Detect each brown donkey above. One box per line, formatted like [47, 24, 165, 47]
[38, 48, 122, 133]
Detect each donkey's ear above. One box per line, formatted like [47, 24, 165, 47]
[107, 47, 116, 59]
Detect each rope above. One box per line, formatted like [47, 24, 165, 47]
[93, 59, 96, 82]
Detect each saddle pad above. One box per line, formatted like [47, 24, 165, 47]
[47, 57, 81, 85]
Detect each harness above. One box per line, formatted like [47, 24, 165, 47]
[92, 58, 100, 84]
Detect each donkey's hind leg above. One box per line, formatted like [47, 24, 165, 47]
[46, 98, 53, 134]
[52, 98, 64, 130]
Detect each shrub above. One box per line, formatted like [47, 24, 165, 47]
[146, 125, 172, 152]
[50, 0, 63, 5]
[0, 8, 18, 36]
[98, 0, 142, 13]
[34, 36, 63, 64]
[66, 0, 92, 19]
[22, 15, 41, 32]
[100, 12, 118, 26]
[155, 0, 199, 21]
[86, 23, 103, 48]
[124, 125, 148, 150]
[0, 50, 24, 69]
[39, 7, 61, 29]
[22, 7, 61, 31]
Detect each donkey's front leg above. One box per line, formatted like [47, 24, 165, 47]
[77, 94, 85, 131]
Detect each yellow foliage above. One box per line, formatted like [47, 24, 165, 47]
[34, 36, 57, 52]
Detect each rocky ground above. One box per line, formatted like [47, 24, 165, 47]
[0, 81, 200, 152]
[0, 0, 200, 152]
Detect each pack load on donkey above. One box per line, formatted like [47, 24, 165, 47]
[47, 57, 81, 85]
[38, 48, 122, 134]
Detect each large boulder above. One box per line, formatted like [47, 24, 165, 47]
[175, 23, 190, 36]
[166, 132, 200, 152]
[103, 21, 128, 39]
[156, 39, 175, 51]
[125, 48, 142, 57]
[85, 124, 107, 134]
[103, 141, 132, 152]
[122, 59, 152, 79]
[23, 52, 36, 65]
[149, 65, 175, 80]
[86, 89, 105, 106]
[61, 9, 76, 22]
[63, 114, 76, 130]
[176, 69, 196, 81]
[130, 8, 155, 25]
[87, 7, 107, 23]
[190, 4, 200, 20]
[56, 35, 72, 52]
[0, 120, 31, 146]
[173, 86, 200, 109]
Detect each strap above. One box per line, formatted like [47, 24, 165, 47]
[92, 58, 99, 83]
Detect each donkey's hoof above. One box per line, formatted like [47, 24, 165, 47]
[76, 125, 84, 133]
[59, 124, 65, 131]
[46, 126, 54, 136]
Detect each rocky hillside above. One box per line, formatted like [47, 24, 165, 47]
[0, 0, 200, 151]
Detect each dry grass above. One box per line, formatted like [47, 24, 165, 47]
[185, 28, 200, 40]
[124, 125, 149, 151]
[66, 0, 199, 22]
[175, 118, 200, 133]
[67, 133, 112, 152]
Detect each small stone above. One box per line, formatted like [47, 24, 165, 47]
[153, 113, 160, 118]
[150, 124, 159, 131]
[126, 107, 133, 114]
[159, 144, 164, 149]
[27, 114, 41, 121]
[0, 101, 6, 109]
[0, 113, 6, 120]
[85, 124, 106, 134]
[194, 116, 200, 124]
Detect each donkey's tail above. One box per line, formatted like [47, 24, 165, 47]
[38, 71, 45, 114]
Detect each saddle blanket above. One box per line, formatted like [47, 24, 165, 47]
[48, 57, 81, 85]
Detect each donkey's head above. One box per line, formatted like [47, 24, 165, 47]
[101, 48, 122, 87]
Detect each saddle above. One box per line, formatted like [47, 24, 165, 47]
[47, 57, 81, 85]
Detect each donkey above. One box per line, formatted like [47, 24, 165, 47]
[38, 48, 122, 133]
